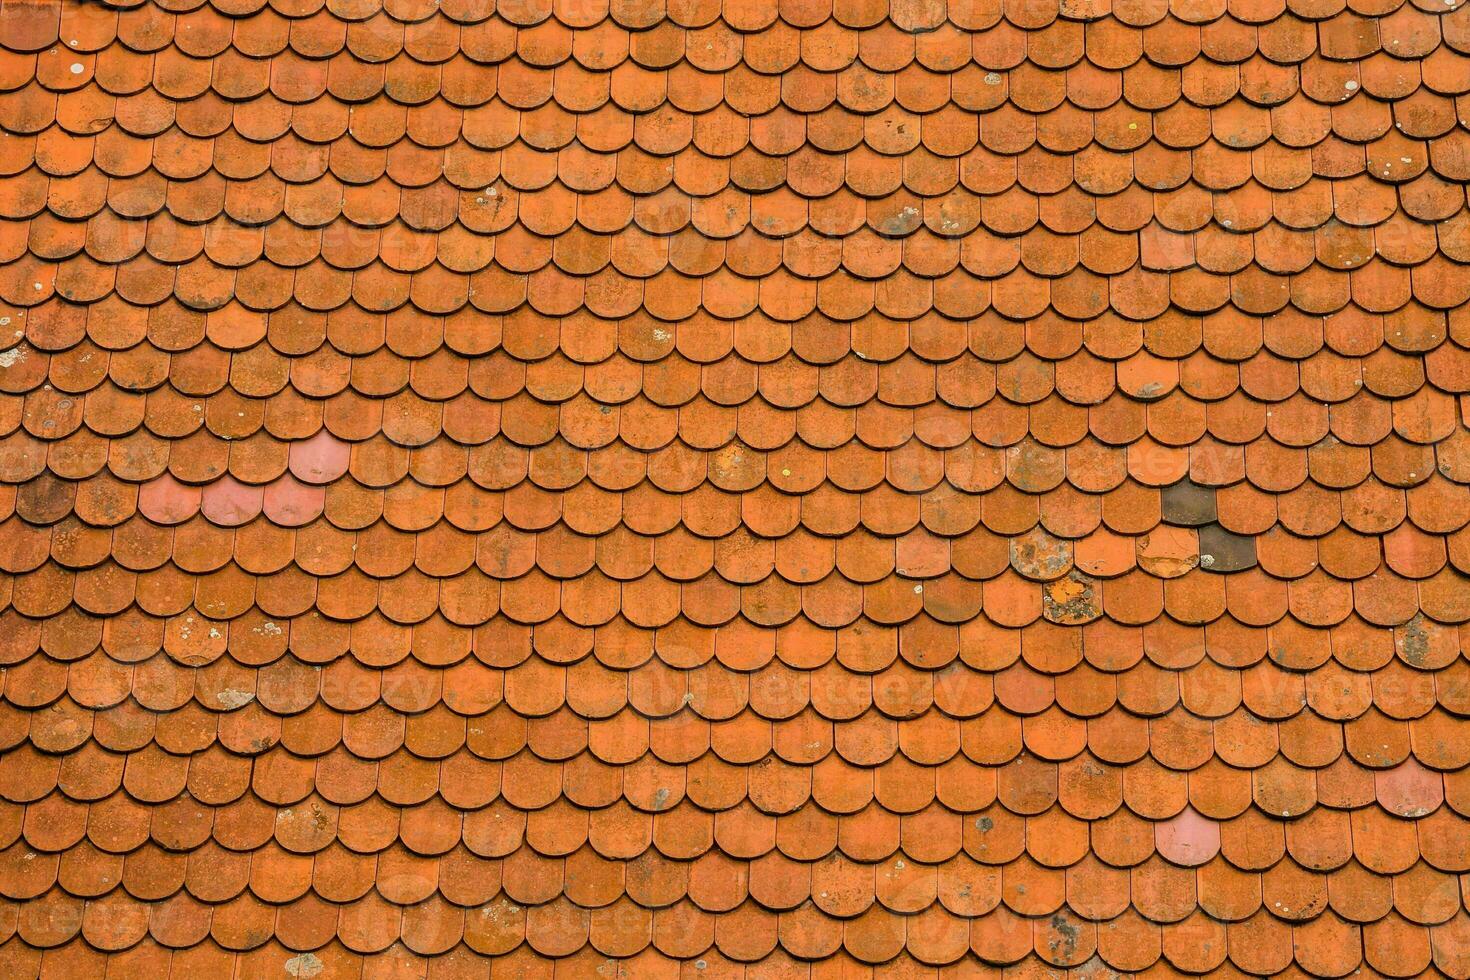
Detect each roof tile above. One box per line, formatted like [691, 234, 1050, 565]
[0, 0, 1465, 971]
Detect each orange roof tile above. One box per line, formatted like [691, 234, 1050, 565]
[3, 0, 1470, 974]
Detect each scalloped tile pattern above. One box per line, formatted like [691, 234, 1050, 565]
[2, 0, 1470, 975]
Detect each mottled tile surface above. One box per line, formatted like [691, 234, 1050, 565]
[2, 0, 1470, 975]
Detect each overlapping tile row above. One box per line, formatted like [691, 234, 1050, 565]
[2, 0, 1470, 974]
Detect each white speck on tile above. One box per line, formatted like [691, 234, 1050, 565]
[284, 953, 324, 979]
[215, 689, 255, 709]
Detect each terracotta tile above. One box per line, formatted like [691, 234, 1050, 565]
[1, 0, 1468, 972]
[1160, 477, 1218, 526]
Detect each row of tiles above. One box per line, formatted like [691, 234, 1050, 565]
[8, 635, 1470, 753]
[5, 0, 1459, 36]
[11, 221, 1470, 307]
[6, 402, 1466, 484]
[4, 402, 1469, 484]
[0, 770, 1466, 890]
[8, 333, 1467, 410]
[10, 503, 1468, 588]
[7, 146, 1469, 231]
[8, 605, 1464, 701]
[8, 512, 1470, 601]
[4, 900, 1469, 976]
[2, 753, 1467, 867]
[4, 295, 1458, 361]
[3, 11, 1466, 99]
[6, 379, 1467, 451]
[3, 6, 1465, 72]
[4, 938, 1470, 980]
[6, 0, 1466, 59]
[15, 196, 1470, 270]
[5, 613, 1468, 698]
[5, 820, 1470, 914]
[5, 428, 1468, 502]
[6, 112, 1469, 190]
[7, 259, 1470, 326]
[5, 606, 1465, 697]
[7, 433, 1470, 517]
[9, 20, 1467, 88]
[5, 559, 1469, 628]
[10, 137, 1470, 213]
[8, 460, 1468, 543]
[7, 337, 1467, 407]
[3, 834, 1470, 926]
[7, 60, 1470, 143]
[2, 725, 1470, 816]
[4, 846, 1470, 956]
[5, 704, 1470, 809]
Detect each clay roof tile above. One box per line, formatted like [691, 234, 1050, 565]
[2, 0, 1467, 971]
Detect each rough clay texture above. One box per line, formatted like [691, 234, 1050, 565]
[3, 0, 1470, 975]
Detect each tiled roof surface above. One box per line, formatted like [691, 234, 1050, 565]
[2, 0, 1470, 975]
